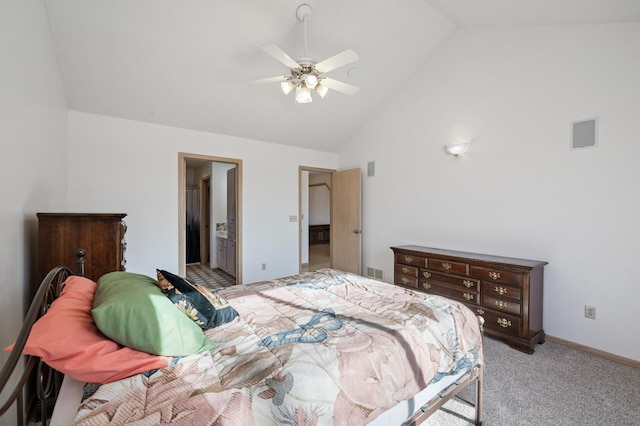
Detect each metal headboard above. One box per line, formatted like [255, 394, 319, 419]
[0, 249, 85, 425]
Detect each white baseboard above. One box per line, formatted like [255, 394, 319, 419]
[546, 335, 639, 368]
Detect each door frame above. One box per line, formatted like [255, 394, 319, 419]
[179, 152, 243, 283]
[298, 166, 335, 273]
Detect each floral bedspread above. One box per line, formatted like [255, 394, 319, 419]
[72, 269, 483, 425]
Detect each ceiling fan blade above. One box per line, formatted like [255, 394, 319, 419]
[314, 49, 359, 74]
[247, 75, 290, 85]
[321, 77, 359, 96]
[262, 44, 300, 69]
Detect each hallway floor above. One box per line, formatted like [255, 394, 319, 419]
[301, 243, 330, 273]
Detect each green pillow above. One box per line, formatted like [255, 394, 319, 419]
[92, 272, 215, 357]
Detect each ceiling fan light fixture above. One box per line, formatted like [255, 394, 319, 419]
[315, 83, 328, 98]
[305, 74, 318, 89]
[295, 83, 312, 103]
[281, 81, 295, 95]
[249, 3, 359, 104]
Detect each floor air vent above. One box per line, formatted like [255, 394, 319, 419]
[366, 267, 384, 281]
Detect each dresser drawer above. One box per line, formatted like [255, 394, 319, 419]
[483, 283, 522, 301]
[395, 275, 418, 289]
[482, 294, 521, 316]
[395, 264, 418, 278]
[481, 309, 521, 337]
[421, 269, 479, 291]
[423, 282, 479, 305]
[428, 258, 469, 275]
[471, 266, 523, 286]
[396, 253, 426, 268]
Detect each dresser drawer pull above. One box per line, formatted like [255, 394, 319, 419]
[495, 300, 508, 309]
[497, 318, 512, 328]
[402, 266, 409, 273]
[463, 280, 474, 288]
[401, 277, 410, 284]
[422, 282, 431, 290]
[463, 292, 474, 301]
[442, 262, 452, 270]
[477, 309, 485, 315]
[404, 256, 413, 263]
[495, 286, 508, 295]
[488, 271, 501, 280]
[423, 271, 431, 279]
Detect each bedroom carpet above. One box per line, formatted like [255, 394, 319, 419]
[425, 336, 640, 425]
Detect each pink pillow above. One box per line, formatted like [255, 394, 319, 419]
[3, 276, 170, 384]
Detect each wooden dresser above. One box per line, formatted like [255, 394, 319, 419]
[391, 245, 547, 354]
[37, 213, 127, 281]
[309, 224, 330, 245]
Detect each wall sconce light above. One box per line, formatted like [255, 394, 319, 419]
[444, 142, 469, 157]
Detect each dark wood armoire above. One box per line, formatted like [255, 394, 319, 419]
[37, 213, 127, 281]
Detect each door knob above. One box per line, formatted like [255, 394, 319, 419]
[353, 229, 362, 234]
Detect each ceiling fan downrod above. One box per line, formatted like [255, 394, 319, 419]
[296, 3, 313, 62]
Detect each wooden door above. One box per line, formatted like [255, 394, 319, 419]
[330, 168, 362, 274]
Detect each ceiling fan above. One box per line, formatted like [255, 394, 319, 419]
[248, 3, 359, 104]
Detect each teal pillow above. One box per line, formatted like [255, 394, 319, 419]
[92, 272, 215, 357]
[156, 269, 238, 329]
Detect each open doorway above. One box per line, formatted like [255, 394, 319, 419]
[300, 167, 362, 275]
[178, 153, 242, 285]
[299, 167, 333, 273]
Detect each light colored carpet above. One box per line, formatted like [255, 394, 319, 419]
[425, 336, 640, 425]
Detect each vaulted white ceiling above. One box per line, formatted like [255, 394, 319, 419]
[43, 0, 640, 152]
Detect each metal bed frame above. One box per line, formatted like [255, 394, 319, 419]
[0, 266, 72, 425]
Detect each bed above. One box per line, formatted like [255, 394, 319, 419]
[2, 263, 483, 425]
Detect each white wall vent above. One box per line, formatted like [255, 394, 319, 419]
[366, 267, 384, 281]
[571, 118, 598, 150]
[367, 161, 375, 177]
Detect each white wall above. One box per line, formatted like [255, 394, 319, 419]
[309, 173, 331, 225]
[339, 23, 640, 361]
[66, 111, 338, 284]
[0, 1, 67, 424]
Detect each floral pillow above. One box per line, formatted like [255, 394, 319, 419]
[156, 269, 238, 329]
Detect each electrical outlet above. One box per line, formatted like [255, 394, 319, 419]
[585, 305, 596, 320]
[261, 263, 266, 271]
